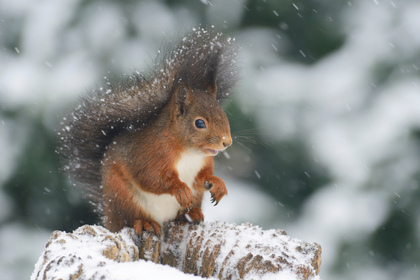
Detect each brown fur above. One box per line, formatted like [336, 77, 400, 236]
[100, 83, 232, 234]
[59, 28, 238, 235]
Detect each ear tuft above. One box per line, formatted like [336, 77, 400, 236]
[203, 50, 219, 99]
[164, 28, 239, 107]
[172, 83, 193, 117]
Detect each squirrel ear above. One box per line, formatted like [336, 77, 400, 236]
[203, 52, 219, 100]
[172, 82, 194, 117]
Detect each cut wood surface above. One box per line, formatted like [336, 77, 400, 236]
[31, 222, 321, 280]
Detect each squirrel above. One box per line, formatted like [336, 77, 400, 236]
[58, 28, 238, 235]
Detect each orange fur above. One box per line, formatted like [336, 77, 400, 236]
[60, 29, 238, 236]
[102, 161, 155, 233]
[100, 84, 232, 235]
[197, 157, 228, 203]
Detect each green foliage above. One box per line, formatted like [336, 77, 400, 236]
[241, 0, 345, 63]
[2, 113, 96, 231]
[370, 210, 418, 264]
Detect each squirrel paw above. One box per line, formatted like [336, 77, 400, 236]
[172, 183, 193, 208]
[133, 219, 162, 236]
[184, 207, 204, 224]
[205, 176, 228, 206]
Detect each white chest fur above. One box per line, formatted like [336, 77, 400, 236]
[176, 150, 206, 191]
[133, 150, 206, 225]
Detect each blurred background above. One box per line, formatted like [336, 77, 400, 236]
[1, 0, 420, 279]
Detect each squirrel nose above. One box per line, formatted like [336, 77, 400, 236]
[222, 136, 232, 148]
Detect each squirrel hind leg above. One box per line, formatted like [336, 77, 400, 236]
[134, 219, 162, 236]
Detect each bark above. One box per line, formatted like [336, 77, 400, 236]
[138, 221, 321, 280]
[32, 222, 321, 280]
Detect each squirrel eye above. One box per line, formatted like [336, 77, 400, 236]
[195, 119, 206, 129]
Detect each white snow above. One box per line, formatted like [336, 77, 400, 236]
[101, 261, 206, 280]
[31, 225, 315, 280]
[30, 226, 208, 280]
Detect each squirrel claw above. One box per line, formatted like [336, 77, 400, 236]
[134, 219, 161, 236]
[210, 196, 219, 205]
[210, 195, 219, 206]
[206, 176, 227, 206]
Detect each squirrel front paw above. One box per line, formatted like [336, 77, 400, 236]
[204, 176, 228, 206]
[172, 183, 193, 208]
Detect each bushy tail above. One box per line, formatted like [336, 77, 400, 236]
[58, 28, 239, 212]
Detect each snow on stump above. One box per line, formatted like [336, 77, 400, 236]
[31, 222, 321, 280]
[159, 221, 321, 279]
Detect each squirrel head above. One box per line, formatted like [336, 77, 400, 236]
[162, 31, 236, 156]
[168, 72, 232, 156]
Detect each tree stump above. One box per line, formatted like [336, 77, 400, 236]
[31, 222, 321, 280]
[140, 221, 321, 280]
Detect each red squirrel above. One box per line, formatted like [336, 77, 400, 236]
[58, 28, 238, 235]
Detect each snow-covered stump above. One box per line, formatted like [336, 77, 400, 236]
[155, 221, 321, 279]
[31, 222, 321, 280]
